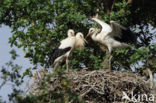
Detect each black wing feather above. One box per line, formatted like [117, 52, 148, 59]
[114, 28, 137, 44]
[49, 43, 72, 66]
[110, 21, 137, 44]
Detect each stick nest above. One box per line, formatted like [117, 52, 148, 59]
[29, 69, 152, 103]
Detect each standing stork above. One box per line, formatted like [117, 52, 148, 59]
[86, 18, 136, 71]
[49, 30, 86, 72]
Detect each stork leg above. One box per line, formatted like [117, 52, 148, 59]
[108, 54, 113, 72]
[101, 45, 108, 70]
[53, 62, 59, 71]
[66, 57, 69, 72]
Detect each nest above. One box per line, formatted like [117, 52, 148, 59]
[28, 69, 153, 103]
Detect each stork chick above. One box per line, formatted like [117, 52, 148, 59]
[86, 18, 136, 71]
[75, 32, 87, 50]
[49, 30, 86, 72]
[67, 29, 75, 37]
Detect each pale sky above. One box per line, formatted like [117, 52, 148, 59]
[0, 25, 33, 102]
[0, 25, 156, 102]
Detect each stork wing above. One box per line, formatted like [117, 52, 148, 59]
[91, 18, 112, 34]
[110, 21, 137, 44]
[109, 20, 127, 38]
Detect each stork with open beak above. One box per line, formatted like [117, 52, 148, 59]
[86, 18, 137, 71]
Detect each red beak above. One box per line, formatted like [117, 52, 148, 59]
[82, 37, 88, 43]
[85, 32, 91, 39]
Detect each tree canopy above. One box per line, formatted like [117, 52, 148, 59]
[0, 0, 156, 70]
[0, 0, 156, 102]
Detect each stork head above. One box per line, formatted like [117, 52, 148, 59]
[76, 32, 84, 38]
[67, 29, 75, 37]
[76, 32, 87, 43]
[86, 28, 97, 38]
[74, 32, 87, 49]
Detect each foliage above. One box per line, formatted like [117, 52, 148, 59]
[0, 0, 156, 71]
[28, 70, 152, 103]
[16, 71, 85, 103]
[0, 96, 4, 103]
[0, 0, 156, 102]
[0, 50, 24, 102]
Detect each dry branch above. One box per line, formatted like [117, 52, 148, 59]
[28, 69, 153, 103]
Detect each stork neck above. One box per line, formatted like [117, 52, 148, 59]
[91, 31, 98, 41]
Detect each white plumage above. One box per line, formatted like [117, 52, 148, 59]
[86, 18, 136, 71]
[59, 36, 76, 49]
[50, 29, 86, 71]
[75, 32, 87, 50]
[67, 29, 75, 37]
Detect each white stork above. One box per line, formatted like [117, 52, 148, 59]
[86, 18, 136, 71]
[67, 29, 75, 37]
[49, 30, 87, 72]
